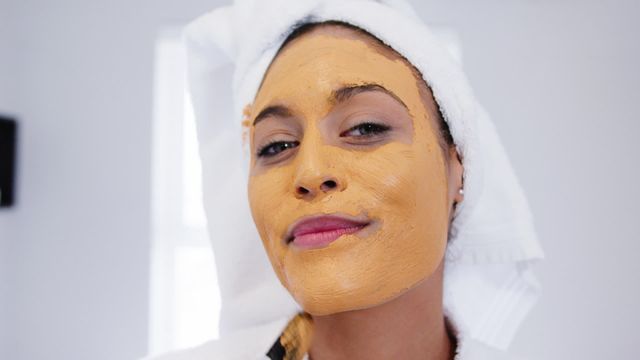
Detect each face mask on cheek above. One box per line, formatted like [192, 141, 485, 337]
[247, 31, 450, 316]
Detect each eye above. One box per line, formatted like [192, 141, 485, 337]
[340, 122, 391, 138]
[257, 140, 300, 158]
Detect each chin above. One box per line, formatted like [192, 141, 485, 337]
[292, 271, 429, 317]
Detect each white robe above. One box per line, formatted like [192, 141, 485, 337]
[143, 315, 527, 360]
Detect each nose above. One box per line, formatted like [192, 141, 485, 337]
[293, 154, 345, 200]
[295, 176, 342, 199]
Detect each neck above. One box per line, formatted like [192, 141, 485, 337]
[308, 261, 455, 360]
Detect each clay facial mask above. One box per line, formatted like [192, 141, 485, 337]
[247, 27, 450, 315]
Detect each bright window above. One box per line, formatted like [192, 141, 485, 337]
[148, 28, 221, 357]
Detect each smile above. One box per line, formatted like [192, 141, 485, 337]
[285, 214, 370, 249]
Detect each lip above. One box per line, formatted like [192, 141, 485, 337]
[285, 213, 370, 249]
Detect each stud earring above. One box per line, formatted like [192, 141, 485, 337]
[458, 188, 464, 195]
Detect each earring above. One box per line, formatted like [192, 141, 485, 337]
[458, 188, 464, 195]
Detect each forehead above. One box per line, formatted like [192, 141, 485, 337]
[252, 26, 426, 120]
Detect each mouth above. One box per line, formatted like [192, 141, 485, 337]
[285, 214, 370, 249]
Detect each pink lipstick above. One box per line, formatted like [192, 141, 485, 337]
[286, 215, 369, 249]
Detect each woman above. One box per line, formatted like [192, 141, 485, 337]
[153, 0, 544, 359]
[250, 21, 462, 359]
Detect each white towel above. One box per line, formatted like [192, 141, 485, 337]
[171, 0, 545, 357]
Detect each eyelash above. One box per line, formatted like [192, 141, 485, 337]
[256, 122, 391, 158]
[257, 140, 300, 158]
[339, 122, 391, 138]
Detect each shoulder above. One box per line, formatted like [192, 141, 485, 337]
[140, 340, 223, 360]
[140, 318, 290, 360]
[455, 337, 530, 360]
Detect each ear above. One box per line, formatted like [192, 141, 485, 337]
[447, 146, 464, 214]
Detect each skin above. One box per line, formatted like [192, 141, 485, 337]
[246, 25, 463, 359]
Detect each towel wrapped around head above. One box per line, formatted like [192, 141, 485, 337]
[179, 0, 545, 357]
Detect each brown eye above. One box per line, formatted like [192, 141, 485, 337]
[340, 122, 391, 138]
[257, 140, 300, 158]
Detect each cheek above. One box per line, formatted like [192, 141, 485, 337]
[354, 140, 449, 247]
[247, 164, 303, 244]
[248, 171, 291, 278]
[348, 144, 430, 215]
[248, 169, 288, 236]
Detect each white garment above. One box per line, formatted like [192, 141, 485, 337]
[145, 0, 545, 358]
[144, 315, 526, 360]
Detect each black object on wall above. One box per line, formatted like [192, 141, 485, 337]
[0, 115, 17, 207]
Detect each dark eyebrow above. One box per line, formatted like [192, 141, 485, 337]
[332, 83, 409, 110]
[252, 83, 407, 126]
[252, 104, 293, 126]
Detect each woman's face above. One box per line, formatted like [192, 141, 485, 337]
[246, 25, 458, 315]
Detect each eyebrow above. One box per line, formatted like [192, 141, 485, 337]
[252, 105, 293, 126]
[332, 83, 408, 110]
[252, 83, 408, 126]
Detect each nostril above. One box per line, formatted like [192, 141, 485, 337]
[322, 180, 337, 191]
[297, 187, 310, 196]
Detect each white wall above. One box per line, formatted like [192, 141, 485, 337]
[0, 1, 17, 359]
[0, 1, 224, 359]
[0, 0, 637, 359]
